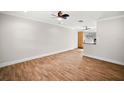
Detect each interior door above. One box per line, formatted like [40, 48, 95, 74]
[78, 32, 83, 48]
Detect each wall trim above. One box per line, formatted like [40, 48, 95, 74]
[0, 12, 72, 29]
[84, 54, 124, 66]
[0, 48, 76, 68]
[98, 15, 124, 22]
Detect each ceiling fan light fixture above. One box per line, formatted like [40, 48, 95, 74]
[57, 17, 63, 21]
[52, 11, 70, 20]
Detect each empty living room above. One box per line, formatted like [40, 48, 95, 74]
[0, 11, 124, 81]
[1, 0, 124, 93]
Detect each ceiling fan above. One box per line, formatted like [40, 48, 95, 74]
[82, 26, 91, 30]
[51, 11, 70, 20]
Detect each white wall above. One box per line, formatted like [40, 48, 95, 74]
[0, 13, 77, 67]
[84, 16, 124, 65]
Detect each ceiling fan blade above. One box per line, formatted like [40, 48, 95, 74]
[58, 11, 63, 17]
[62, 14, 69, 17]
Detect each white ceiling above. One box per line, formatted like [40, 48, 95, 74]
[1, 11, 124, 30]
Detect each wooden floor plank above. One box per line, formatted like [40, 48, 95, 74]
[0, 49, 124, 81]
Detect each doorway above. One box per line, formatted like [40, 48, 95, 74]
[78, 32, 84, 49]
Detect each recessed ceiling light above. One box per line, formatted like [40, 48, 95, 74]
[78, 20, 83, 22]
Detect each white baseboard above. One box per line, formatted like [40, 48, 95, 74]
[84, 54, 124, 66]
[0, 48, 76, 68]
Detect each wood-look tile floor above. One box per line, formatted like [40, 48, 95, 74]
[0, 49, 124, 81]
